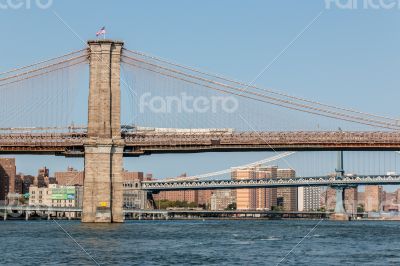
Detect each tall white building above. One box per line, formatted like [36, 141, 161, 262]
[298, 187, 321, 211]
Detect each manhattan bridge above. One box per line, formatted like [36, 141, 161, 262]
[1, 40, 400, 222]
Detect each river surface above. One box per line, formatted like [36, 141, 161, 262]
[1, 219, 400, 265]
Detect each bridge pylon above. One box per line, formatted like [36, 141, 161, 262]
[330, 151, 351, 221]
[82, 40, 125, 223]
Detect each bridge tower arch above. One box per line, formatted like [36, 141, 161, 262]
[82, 40, 125, 223]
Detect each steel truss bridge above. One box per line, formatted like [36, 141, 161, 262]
[141, 175, 400, 191]
[2, 131, 400, 156]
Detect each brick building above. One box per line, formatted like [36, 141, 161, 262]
[364, 185, 383, 212]
[276, 169, 297, 211]
[0, 158, 16, 202]
[233, 166, 280, 211]
[55, 167, 84, 186]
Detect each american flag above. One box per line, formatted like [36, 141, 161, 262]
[96, 26, 106, 36]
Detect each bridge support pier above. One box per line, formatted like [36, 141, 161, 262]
[3, 211, 7, 221]
[82, 40, 124, 223]
[83, 143, 124, 223]
[330, 186, 350, 221]
[330, 151, 350, 221]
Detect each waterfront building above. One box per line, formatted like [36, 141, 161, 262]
[325, 187, 336, 211]
[198, 190, 213, 206]
[383, 205, 398, 212]
[210, 190, 236, 210]
[28, 184, 82, 218]
[344, 187, 358, 215]
[364, 185, 383, 212]
[357, 191, 365, 208]
[233, 166, 280, 210]
[55, 167, 84, 186]
[154, 190, 199, 204]
[324, 187, 358, 213]
[0, 158, 16, 203]
[298, 186, 321, 211]
[28, 185, 52, 206]
[152, 173, 207, 206]
[396, 188, 400, 204]
[123, 171, 151, 209]
[276, 169, 297, 211]
[123, 170, 144, 181]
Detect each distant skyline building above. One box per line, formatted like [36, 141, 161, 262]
[233, 166, 278, 210]
[55, 167, 84, 186]
[232, 166, 297, 211]
[0, 158, 16, 203]
[21, 174, 35, 195]
[276, 169, 297, 211]
[35, 167, 49, 188]
[298, 186, 321, 211]
[365, 185, 383, 212]
[344, 187, 358, 215]
[210, 190, 236, 210]
[123, 171, 154, 209]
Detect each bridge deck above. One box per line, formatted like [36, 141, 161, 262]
[1, 131, 400, 155]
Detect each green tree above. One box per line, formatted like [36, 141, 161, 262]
[225, 203, 237, 210]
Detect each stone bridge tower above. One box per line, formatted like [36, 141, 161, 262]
[83, 40, 125, 223]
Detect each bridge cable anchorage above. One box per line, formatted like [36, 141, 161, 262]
[122, 48, 399, 126]
[121, 54, 400, 130]
[157, 152, 295, 182]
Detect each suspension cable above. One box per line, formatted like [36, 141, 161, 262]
[121, 55, 400, 130]
[0, 54, 87, 83]
[0, 49, 87, 76]
[0, 59, 87, 88]
[121, 59, 400, 130]
[122, 48, 397, 123]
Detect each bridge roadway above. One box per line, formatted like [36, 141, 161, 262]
[141, 175, 400, 191]
[1, 131, 400, 155]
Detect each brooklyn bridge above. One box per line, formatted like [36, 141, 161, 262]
[1, 39, 400, 222]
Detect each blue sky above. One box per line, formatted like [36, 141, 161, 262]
[1, 1, 400, 182]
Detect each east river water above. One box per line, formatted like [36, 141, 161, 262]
[1, 220, 400, 265]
